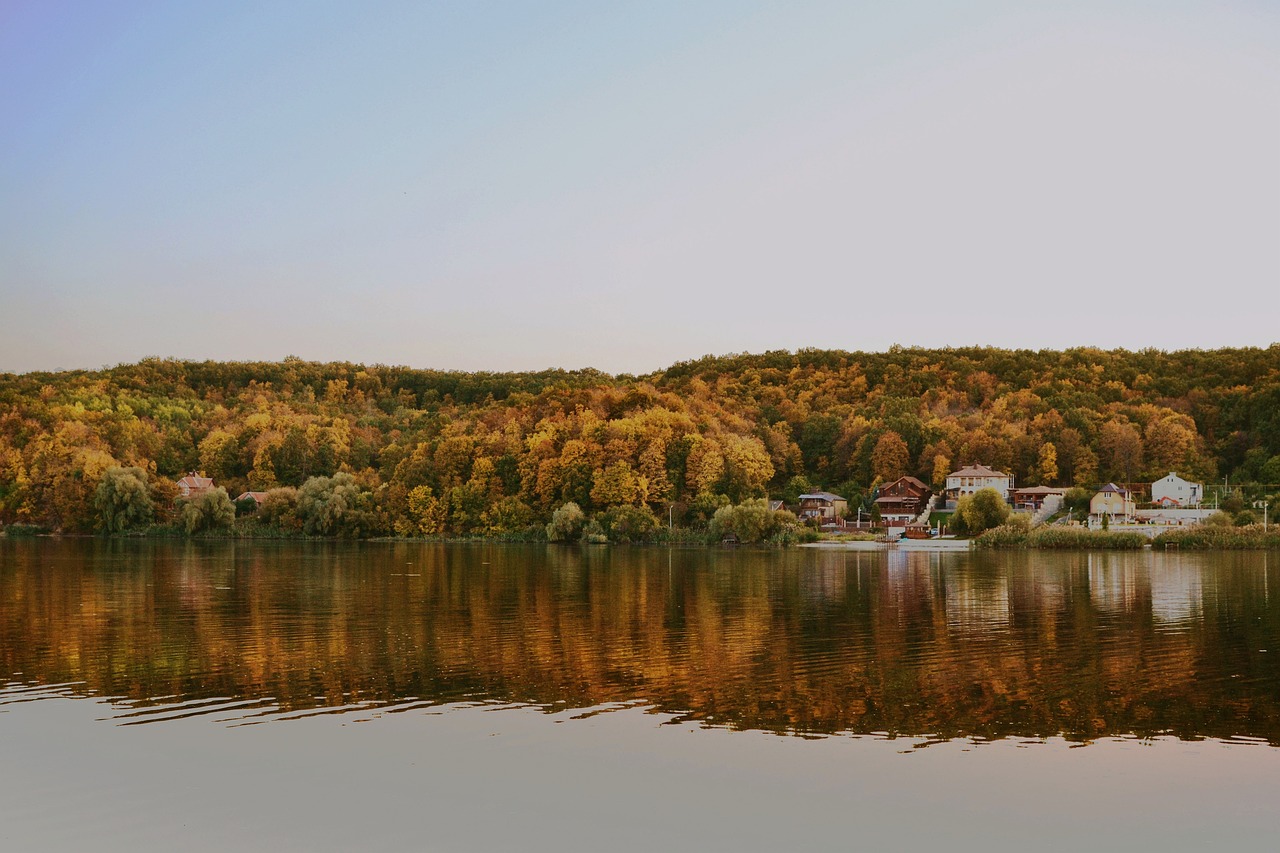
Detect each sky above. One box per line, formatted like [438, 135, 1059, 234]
[1, 0, 1277, 375]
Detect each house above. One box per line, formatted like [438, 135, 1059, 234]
[235, 491, 268, 507]
[1090, 483, 1135, 521]
[945, 464, 1013, 501]
[176, 472, 214, 499]
[1012, 485, 1067, 511]
[797, 492, 848, 522]
[768, 500, 785, 513]
[874, 476, 932, 527]
[1151, 472, 1202, 507]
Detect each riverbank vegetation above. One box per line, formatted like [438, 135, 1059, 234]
[2, 346, 1279, 541]
[1152, 525, 1280, 550]
[975, 525, 1148, 550]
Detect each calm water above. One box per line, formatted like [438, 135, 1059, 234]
[2, 539, 1279, 851]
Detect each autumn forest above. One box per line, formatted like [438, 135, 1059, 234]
[2, 346, 1279, 539]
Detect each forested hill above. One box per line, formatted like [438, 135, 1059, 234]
[2, 346, 1279, 535]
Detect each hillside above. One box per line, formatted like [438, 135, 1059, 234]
[2, 346, 1279, 535]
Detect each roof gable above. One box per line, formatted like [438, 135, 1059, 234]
[947, 464, 1008, 479]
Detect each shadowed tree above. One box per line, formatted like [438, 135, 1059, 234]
[180, 487, 235, 535]
[94, 466, 154, 533]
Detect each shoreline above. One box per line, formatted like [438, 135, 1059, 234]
[8, 530, 1280, 552]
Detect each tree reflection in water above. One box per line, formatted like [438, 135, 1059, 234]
[1, 540, 1276, 743]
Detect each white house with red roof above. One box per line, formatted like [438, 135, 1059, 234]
[176, 472, 214, 499]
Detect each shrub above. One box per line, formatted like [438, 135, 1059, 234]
[580, 518, 608, 544]
[598, 505, 659, 543]
[259, 487, 300, 530]
[1, 524, 51, 537]
[546, 502, 586, 542]
[708, 499, 802, 544]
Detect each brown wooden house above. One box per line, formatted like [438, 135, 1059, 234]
[874, 476, 932, 527]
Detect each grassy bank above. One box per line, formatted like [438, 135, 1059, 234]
[1151, 525, 1280, 550]
[975, 525, 1147, 550]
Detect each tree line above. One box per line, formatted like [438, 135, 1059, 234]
[2, 346, 1279, 539]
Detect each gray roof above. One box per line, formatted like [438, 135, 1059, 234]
[947, 464, 1008, 479]
[798, 491, 846, 502]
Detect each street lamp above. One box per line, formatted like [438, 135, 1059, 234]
[1254, 500, 1269, 532]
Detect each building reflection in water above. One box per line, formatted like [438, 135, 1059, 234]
[1, 539, 1278, 744]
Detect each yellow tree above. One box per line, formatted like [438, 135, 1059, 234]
[1035, 442, 1058, 485]
[685, 435, 725, 495]
[591, 461, 648, 507]
[1144, 415, 1196, 476]
[721, 434, 774, 502]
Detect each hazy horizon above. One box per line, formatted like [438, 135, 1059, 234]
[3, 1, 1277, 375]
[6, 341, 1280, 381]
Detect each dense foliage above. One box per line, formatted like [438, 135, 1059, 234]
[2, 346, 1279, 537]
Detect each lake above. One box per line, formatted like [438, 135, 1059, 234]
[2, 539, 1278, 851]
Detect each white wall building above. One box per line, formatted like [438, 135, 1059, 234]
[1151, 472, 1202, 507]
[945, 464, 1013, 501]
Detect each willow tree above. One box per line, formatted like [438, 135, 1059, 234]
[94, 466, 154, 533]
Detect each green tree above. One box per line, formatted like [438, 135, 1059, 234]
[781, 475, 815, 505]
[259, 487, 300, 530]
[708, 499, 798, 544]
[94, 466, 154, 533]
[180, 487, 235, 535]
[953, 487, 1010, 536]
[296, 473, 368, 537]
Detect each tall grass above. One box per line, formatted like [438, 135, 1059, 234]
[976, 525, 1147, 550]
[1152, 525, 1280, 550]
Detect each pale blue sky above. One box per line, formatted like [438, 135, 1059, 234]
[2, 1, 1277, 374]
